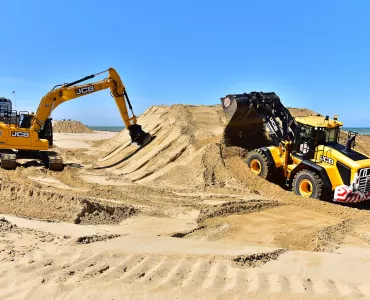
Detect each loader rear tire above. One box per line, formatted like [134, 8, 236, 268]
[292, 169, 324, 200]
[246, 149, 272, 179]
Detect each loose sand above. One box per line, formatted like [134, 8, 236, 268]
[1, 104, 370, 299]
[53, 120, 93, 133]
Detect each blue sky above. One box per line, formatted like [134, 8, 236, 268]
[0, 0, 369, 126]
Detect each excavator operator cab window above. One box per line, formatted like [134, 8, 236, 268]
[19, 113, 32, 128]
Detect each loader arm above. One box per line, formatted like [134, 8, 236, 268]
[221, 92, 297, 146]
[31, 68, 151, 146]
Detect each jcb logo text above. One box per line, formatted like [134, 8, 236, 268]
[320, 155, 334, 165]
[269, 117, 278, 132]
[75, 86, 95, 95]
[11, 131, 30, 138]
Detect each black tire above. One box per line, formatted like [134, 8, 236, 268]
[246, 149, 272, 179]
[292, 169, 324, 199]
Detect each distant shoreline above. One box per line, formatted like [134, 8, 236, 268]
[88, 126, 124, 132]
[88, 126, 370, 135]
[343, 128, 370, 136]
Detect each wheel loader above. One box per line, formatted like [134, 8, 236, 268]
[221, 92, 370, 203]
[0, 68, 152, 171]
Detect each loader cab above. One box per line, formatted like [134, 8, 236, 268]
[293, 115, 342, 161]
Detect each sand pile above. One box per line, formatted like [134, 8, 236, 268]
[95, 105, 370, 189]
[93, 104, 370, 219]
[53, 120, 93, 133]
[94, 105, 233, 188]
[288, 107, 318, 118]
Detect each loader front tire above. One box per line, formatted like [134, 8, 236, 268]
[246, 149, 272, 179]
[292, 169, 324, 199]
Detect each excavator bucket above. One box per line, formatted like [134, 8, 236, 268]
[128, 124, 152, 147]
[221, 95, 270, 150]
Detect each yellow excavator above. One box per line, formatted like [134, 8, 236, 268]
[221, 92, 370, 203]
[0, 68, 151, 171]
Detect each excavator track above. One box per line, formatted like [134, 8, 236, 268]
[0, 153, 17, 170]
[40, 151, 65, 171]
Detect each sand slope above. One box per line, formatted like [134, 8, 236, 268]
[93, 105, 234, 188]
[94, 105, 370, 186]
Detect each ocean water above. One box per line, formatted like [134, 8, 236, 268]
[88, 126, 124, 132]
[343, 128, 370, 136]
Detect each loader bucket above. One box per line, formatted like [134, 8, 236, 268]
[221, 95, 270, 149]
[128, 124, 152, 147]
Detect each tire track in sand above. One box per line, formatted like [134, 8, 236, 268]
[2, 253, 370, 299]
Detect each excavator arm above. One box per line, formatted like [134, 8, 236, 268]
[221, 92, 297, 147]
[30, 68, 151, 147]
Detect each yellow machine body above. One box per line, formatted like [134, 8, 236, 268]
[0, 68, 151, 171]
[221, 92, 370, 203]
[0, 124, 48, 150]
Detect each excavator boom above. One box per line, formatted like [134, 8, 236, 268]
[31, 68, 151, 147]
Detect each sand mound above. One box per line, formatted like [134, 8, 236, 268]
[94, 105, 232, 188]
[288, 107, 318, 118]
[53, 120, 93, 133]
[94, 104, 370, 219]
[94, 104, 271, 188]
[94, 105, 366, 190]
